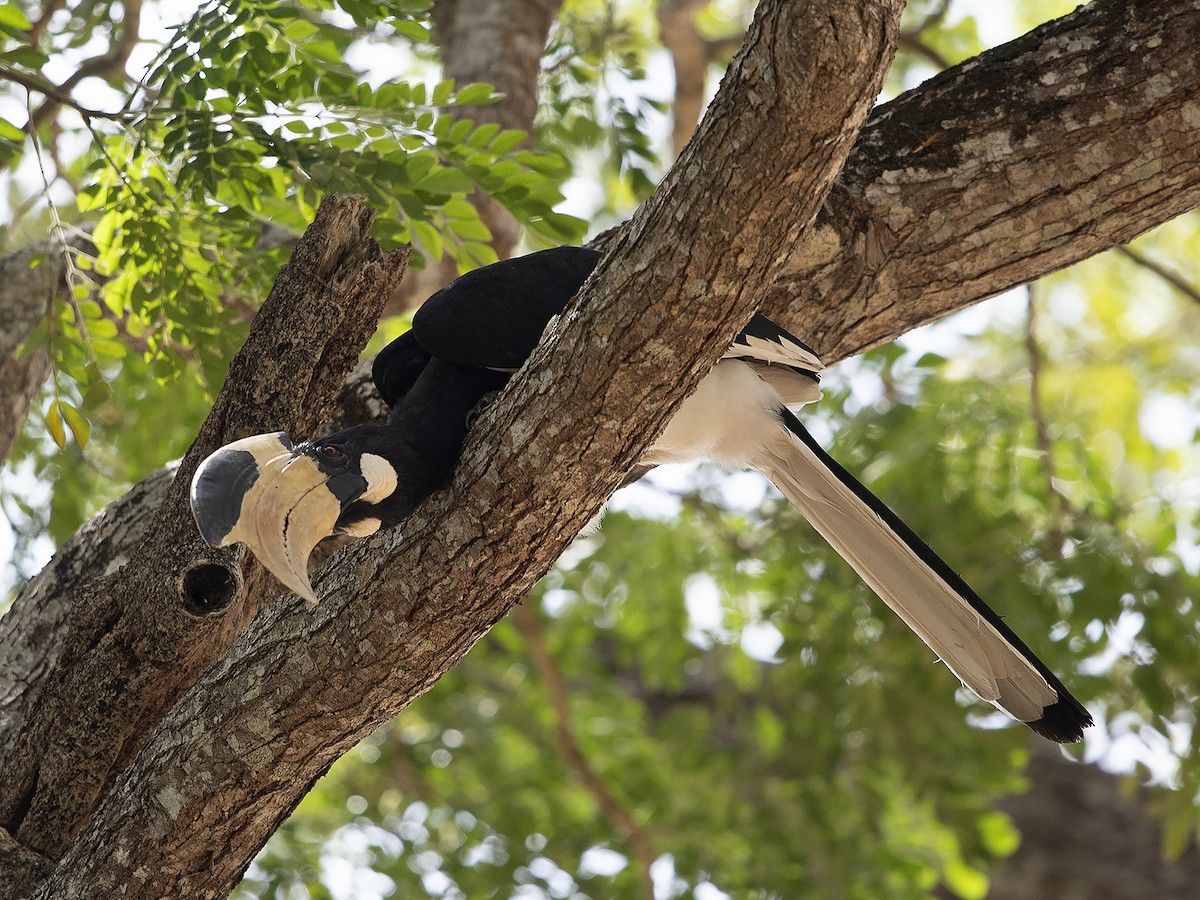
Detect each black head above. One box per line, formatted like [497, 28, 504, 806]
[190, 425, 429, 603]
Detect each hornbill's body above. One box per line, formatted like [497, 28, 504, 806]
[192, 246, 1092, 743]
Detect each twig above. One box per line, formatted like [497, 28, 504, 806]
[912, 0, 953, 34]
[512, 603, 658, 899]
[23, 0, 143, 133]
[1116, 245, 1200, 307]
[898, 0, 953, 70]
[899, 32, 951, 70]
[0, 68, 125, 126]
[1025, 284, 1068, 553]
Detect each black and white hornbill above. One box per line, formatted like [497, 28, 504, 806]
[191, 246, 1092, 742]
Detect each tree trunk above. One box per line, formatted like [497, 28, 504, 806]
[988, 747, 1200, 899]
[0, 233, 92, 462]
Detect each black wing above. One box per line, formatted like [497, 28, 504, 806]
[412, 246, 602, 371]
[371, 329, 433, 409]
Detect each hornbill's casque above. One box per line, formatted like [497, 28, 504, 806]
[191, 246, 1092, 743]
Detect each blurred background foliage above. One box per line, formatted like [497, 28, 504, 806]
[1, 0, 1198, 897]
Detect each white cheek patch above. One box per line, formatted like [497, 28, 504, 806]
[343, 517, 382, 538]
[359, 453, 398, 504]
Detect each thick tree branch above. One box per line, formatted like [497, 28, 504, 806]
[21, 2, 903, 895]
[759, 0, 1200, 361]
[0, 197, 408, 868]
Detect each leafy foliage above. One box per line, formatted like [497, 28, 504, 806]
[0, 0, 585, 545]
[538, 0, 668, 221]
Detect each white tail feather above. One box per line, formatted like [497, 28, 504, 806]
[754, 422, 1058, 723]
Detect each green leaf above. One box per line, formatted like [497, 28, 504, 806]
[85, 318, 119, 339]
[302, 40, 341, 63]
[942, 859, 989, 900]
[431, 79, 455, 106]
[409, 219, 443, 261]
[913, 352, 949, 369]
[91, 338, 127, 360]
[514, 150, 567, 174]
[284, 19, 321, 41]
[0, 45, 48, 67]
[0, 3, 32, 33]
[454, 82, 498, 106]
[442, 198, 477, 220]
[466, 122, 500, 148]
[447, 217, 491, 241]
[0, 116, 24, 142]
[415, 167, 471, 194]
[488, 130, 527, 154]
[459, 241, 498, 268]
[392, 19, 430, 42]
[976, 811, 1020, 857]
[45, 400, 67, 449]
[60, 402, 91, 450]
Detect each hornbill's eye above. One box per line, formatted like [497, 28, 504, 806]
[317, 445, 345, 464]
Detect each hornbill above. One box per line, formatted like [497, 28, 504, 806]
[191, 246, 1092, 742]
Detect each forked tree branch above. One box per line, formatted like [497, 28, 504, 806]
[759, 0, 1200, 361]
[13, 1, 905, 895]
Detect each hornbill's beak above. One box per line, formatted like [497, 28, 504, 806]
[189, 432, 367, 604]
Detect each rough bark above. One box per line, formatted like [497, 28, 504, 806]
[0, 236, 81, 365]
[0, 0, 1196, 896]
[0, 350, 49, 462]
[0, 233, 91, 460]
[6, 1, 904, 896]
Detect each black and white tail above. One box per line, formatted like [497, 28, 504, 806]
[755, 408, 1092, 743]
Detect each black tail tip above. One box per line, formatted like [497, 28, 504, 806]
[1027, 695, 1093, 743]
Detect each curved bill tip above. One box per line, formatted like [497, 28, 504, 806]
[190, 432, 361, 605]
